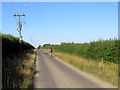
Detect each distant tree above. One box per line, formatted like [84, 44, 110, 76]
[37, 45, 41, 49]
[61, 42, 67, 45]
[71, 42, 74, 44]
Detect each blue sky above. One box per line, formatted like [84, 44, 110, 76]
[2, 2, 118, 47]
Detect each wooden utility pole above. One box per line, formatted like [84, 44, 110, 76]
[13, 14, 25, 43]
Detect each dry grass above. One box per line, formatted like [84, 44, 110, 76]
[42, 49, 118, 86]
[19, 50, 36, 88]
[2, 49, 36, 88]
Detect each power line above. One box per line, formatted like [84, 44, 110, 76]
[18, 4, 26, 23]
[14, 2, 30, 25]
[9, 2, 19, 14]
[3, 3, 18, 22]
[21, 3, 31, 17]
[14, 2, 25, 23]
[17, 1, 24, 14]
[21, 4, 33, 26]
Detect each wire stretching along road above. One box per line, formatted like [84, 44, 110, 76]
[33, 50, 117, 88]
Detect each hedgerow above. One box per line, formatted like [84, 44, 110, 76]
[2, 34, 34, 57]
[43, 38, 119, 63]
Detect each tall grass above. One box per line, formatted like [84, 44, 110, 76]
[2, 49, 36, 88]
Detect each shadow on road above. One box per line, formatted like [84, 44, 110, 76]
[44, 52, 49, 54]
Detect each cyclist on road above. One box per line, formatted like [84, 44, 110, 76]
[50, 48, 53, 57]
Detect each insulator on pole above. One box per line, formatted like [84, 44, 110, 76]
[13, 14, 16, 16]
[20, 21, 22, 24]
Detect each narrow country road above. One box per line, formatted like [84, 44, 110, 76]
[33, 50, 116, 88]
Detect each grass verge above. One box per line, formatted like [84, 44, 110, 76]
[42, 49, 118, 86]
[2, 49, 36, 88]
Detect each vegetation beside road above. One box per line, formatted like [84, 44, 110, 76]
[43, 38, 119, 63]
[2, 34, 36, 88]
[42, 49, 118, 86]
[2, 34, 34, 57]
[42, 38, 119, 86]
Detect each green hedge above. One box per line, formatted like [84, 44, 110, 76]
[43, 39, 119, 63]
[2, 34, 34, 57]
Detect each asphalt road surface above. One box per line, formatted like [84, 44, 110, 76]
[33, 50, 117, 88]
